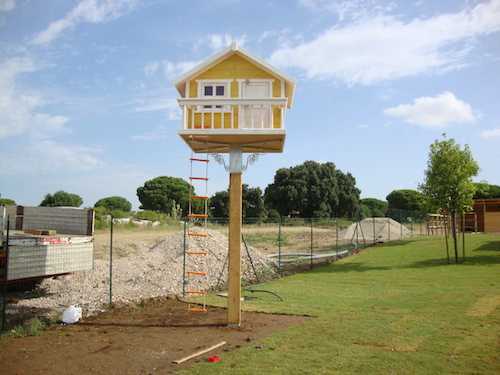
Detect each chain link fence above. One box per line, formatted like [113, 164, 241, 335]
[2, 209, 436, 333]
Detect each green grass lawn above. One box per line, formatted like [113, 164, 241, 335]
[184, 234, 500, 374]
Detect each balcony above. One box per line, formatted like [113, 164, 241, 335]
[177, 98, 287, 153]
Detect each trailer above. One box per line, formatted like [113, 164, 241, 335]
[0, 205, 94, 284]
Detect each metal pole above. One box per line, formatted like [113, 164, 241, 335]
[1, 215, 10, 331]
[278, 217, 282, 274]
[335, 219, 339, 257]
[400, 220, 403, 240]
[462, 213, 466, 263]
[444, 216, 450, 264]
[182, 220, 187, 297]
[310, 219, 313, 270]
[387, 218, 390, 241]
[109, 215, 113, 306]
[373, 217, 376, 245]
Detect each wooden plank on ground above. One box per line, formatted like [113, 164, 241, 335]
[173, 341, 226, 364]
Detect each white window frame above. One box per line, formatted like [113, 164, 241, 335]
[196, 79, 231, 112]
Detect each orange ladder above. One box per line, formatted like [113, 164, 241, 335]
[185, 153, 209, 313]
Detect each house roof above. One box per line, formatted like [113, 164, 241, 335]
[173, 43, 296, 107]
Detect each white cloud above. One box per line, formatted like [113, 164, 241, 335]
[31, 0, 139, 45]
[134, 96, 180, 120]
[0, 0, 15, 12]
[0, 57, 69, 139]
[0, 140, 103, 174]
[131, 125, 170, 141]
[383, 92, 475, 127]
[299, 0, 395, 21]
[144, 59, 199, 80]
[480, 128, 500, 139]
[207, 33, 246, 50]
[271, 0, 500, 85]
[193, 33, 246, 52]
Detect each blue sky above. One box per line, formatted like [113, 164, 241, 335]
[1, 0, 499, 208]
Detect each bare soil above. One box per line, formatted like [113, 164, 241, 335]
[0, 297, 307, 375]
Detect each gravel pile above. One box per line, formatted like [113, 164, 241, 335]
[11, 230, 277, 317]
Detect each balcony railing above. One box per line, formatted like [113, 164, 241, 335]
[178, 98, 287, 131]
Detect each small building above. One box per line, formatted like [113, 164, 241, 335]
[472, 199, 500, 233]
[174, 42, 295, 153]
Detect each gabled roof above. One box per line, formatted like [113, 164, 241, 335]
[173, 43, 295, 107]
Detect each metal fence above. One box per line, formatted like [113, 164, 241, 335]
[1, 211, 437, 333]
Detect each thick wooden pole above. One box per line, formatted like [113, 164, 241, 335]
[228, 171, 242, 326]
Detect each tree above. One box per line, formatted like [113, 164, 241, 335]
[264, 161, 360, 218]
[386, 189, 425, 220]
[210, 185, 266, 222]
[94, 196, 132, 212]
[0, 198, 16, 206]
[361, 198, 387, 217]
[243, 185, 266, 222]
[473, 182, 500, 199]
[137, 176, 191, 215]
[40, 191, 83, 207]
[420, 138, 479, 263]
[210, 190, 229, 218]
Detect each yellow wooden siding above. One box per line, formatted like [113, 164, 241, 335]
[233, 106, 239, 129]
[272, 79, 281, 97]
[273, 107, 281, 128]
[189, 110, 234, 129]
[195, 53, 276, 81]
[230, 80, 238, 98]
[187, 108, 192, 129]
[189, 81, 197, 98]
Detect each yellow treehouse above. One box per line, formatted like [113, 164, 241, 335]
[174, 42, 295, 154]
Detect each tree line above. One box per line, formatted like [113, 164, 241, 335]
[1, 150, 497, 230]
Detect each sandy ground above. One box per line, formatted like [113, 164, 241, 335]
[0, 297, 307, 375]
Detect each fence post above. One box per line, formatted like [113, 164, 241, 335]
[372, 217, 376, 245]
[462, 213, 466, 263]
[310, 219, 313, 270]
[109, 215, 113, 306]
[1, 215, 10, 331]
[278, 217, 282, 274]
[182, 219, 187, 297]
[400, 220, 403, 240]
[335, 219, 339, 257]
[387, 218, 391, 241]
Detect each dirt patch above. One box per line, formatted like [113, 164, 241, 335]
[467, 295, 500, 317]
[0, 297, 306, 375]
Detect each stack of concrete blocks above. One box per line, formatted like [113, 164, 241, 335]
[1, 206, 94, 281]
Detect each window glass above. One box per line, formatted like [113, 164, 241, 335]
[204, 85, 213, 96]
[216, 85, 225, 96]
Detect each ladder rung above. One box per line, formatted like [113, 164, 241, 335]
[186, 251, 208, 256]
[188, 213, 208, 219]
[190, 177, 209, 181]
[187, 271, 207, 276]
[191, 195, 208, 200]
[190, 158, 209, 162]
[188, 231, 208, 237]
[186, 290, 207, 295]
[188, 307, 208, 313]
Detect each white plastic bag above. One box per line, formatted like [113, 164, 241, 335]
[62, 305, 82, 324]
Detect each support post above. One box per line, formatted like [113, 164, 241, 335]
[1, 216, 10, 331]
[228, 149, 242, 327]
[278, 217, 282, 273]
[109, 216, 113, 306]
[182, 220, 187, 297]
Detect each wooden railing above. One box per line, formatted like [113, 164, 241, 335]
[178, 98, 287, 130]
